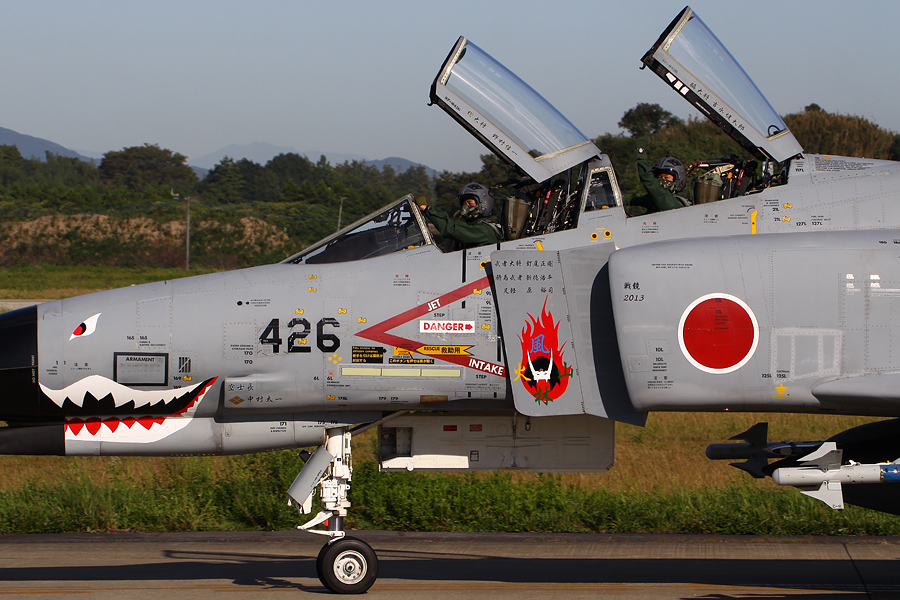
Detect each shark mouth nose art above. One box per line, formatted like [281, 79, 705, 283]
[39, 375, 218, 419]
[47, 376, 219, 442]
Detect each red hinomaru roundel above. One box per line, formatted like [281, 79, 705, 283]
[678, 293, 759, 374]
[517, 299, 572, 404]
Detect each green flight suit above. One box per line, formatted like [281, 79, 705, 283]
[423, 208, 503, 248]
[626, 158, 688, 216]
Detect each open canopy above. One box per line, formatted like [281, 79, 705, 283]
[431, 37, 602, 183]
[642, 7, 803, 163]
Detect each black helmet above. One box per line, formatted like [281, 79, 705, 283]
[653, 156, 686, 193]
[458, 182, 494, 217]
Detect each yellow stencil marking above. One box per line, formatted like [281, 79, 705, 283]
[415, 345, 472, 356]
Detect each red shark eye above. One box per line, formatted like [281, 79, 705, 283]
[73, 323, 86, 336]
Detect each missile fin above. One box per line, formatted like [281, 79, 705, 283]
[802, 480, 844, 510]
[800, 441, 843, 470]
[727, 422, 769, 478]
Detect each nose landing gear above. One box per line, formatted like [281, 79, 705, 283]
[289, 427, 379, 594]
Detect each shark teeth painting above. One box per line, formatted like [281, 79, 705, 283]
[39, 375, 217, 416]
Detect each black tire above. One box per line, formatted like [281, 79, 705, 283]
[316, 542, 329, 583]
[318, 537, 378, 594]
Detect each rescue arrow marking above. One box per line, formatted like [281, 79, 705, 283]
[415, 345, 472, 356]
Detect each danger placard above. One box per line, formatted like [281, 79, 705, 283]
[419, 320, 475, 334]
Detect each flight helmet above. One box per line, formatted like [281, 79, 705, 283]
[653, 156, 686, 193]
[458, 182, 494, 218]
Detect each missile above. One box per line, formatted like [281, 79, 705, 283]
[772, 463, 900, 487]
[704, 422, 821, 478]
[770, 442, 900, 509]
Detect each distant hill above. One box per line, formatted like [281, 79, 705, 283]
[191, 142, 301, 169]
[190, 142, 435, 176]
[190, 142, 366, 170]
[369, 156, 438, 178]
[0, 129, 437, 177]
[0, 127, 94, 162]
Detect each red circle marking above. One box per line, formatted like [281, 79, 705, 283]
[681, 297, 755, 370]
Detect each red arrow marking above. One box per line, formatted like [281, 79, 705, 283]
[357, 276, 506, 377]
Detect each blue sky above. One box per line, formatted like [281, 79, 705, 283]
[3, 1, 899, 173]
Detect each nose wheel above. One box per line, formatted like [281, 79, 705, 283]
[317, 537, 378, 594]
[289, 427, 381, 593]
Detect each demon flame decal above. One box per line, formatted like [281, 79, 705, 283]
[517, 299, 572, 404]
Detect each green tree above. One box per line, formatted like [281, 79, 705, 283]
[618, 102, 683, 138]
[267, 153, 321, 185]
[201, 157, 245, 204]
[784, 106, 898, 159]
[38, 153, 100, 187]
[0, 145, 24, 166]
[99, 144, 197, 192]
[394, 165, 434, 203]
[0, 145, 25, 187]
[233, 158, 279, 203]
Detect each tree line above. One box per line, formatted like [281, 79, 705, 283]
[0, 103, 897, 268]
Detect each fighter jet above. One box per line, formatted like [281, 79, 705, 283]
[3, 6, 900, 593]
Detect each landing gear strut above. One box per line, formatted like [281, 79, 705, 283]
[288, 427, 378, 594]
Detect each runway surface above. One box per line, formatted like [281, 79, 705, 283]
[1, 530, 900, 599]
[0, 300, 47, 312]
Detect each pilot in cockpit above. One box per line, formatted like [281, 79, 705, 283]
[626, 148, 691, 216]
[420, 182, 504, 249]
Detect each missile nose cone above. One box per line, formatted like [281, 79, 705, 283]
[0, 306, 40, 421]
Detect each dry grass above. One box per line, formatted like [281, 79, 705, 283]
[0, 454, 238, 492]
[0, 215, 290, 265]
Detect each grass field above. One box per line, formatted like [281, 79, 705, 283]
[0, 266, 895, 534]
[0, 265, 211, 300]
